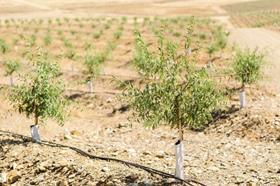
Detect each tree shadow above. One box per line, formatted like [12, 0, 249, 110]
[66, 92, 86, 100]
[0, 132, 30, 147]
[0, 138, 28, 147]
[208, 104, 240, 127]
[191, 105, 240, 132]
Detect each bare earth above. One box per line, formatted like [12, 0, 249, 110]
[0, 0, 280, 186]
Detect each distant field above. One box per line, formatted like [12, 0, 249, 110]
[223, 0, 280, 13]
[223, 0, 280, 31]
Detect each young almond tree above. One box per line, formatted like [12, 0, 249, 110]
[207, 26, 228, 66]
[10, 50, 67, 141]
[233, 49, 264, 108]
[4, 59, 20, 86]
[0, 38, 9, 54]
[83, 54, 102, 93]
[124, 32, 222, 179]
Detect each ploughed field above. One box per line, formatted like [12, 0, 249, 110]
[223, 0, 280, 32]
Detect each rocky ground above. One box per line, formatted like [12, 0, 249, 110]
[0, 91, 279, 185]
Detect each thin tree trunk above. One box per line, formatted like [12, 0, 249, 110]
[35, 105, 39, 125]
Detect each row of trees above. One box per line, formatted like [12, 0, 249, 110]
[4, 21, 264, 181]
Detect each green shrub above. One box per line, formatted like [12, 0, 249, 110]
[10, 50, 67, 125]
[4, 60, 20, 76]
[0, 38, 9, 54]
[233, 49, 264, 87]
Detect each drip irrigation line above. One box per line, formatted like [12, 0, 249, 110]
[0, 130, 206, 186]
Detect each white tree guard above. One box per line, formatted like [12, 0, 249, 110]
[71, 62, 74, 72]
[30, 125, 41, 143]
[10, 75, 14, 86]
[88, 80, 93, 93]
[187, 48, 192, 56]
[175, 140, 184, 179]
[240, 90, 246, 108]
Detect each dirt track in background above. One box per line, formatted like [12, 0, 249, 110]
[0, 0, 256, 18]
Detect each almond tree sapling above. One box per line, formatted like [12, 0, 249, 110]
[4, 59, 20, 86]
[233, 49, 264, 108]
[0, 38, 9, 54]
[10, 50, 67, 142]
[207, 26, 228, 67]
[44, 32, 52, 46]
[124, 32, 222, 179]
[83, 54, 102, 93]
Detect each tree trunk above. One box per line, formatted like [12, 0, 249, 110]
[240, 83, 245, 108]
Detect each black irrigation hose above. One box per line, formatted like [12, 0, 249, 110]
[0, 130, 206, 186]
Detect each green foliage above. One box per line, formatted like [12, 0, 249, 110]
[121, 17, 127, 24]
[44, 32, 52, 46]
[26, 34, 36, 47]
[10, 50, 67, 125]
[114, 31, 122, 40]
[83, 42, 92, 51]
[173, 32, 181, 37]
[65, 49, 76, 60]
[63, 38, 73, 48]
[125, 32, 222, 130]
[93, 31, 102, 39]
[104, 23, 110, 30]
[233, 49, 264, 86]
[207, 26, 228, 57]
[83, 54, 102, 81]
[133, 31, 162, 77]
[212, 26, 228, 50]
[4, 60, 20, 76]
[0, 38, 9, 54]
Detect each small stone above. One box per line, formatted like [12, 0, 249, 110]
[38, 166, 47, 173]
[7, 170, 21, 184]
[0, 172, 7, 183]
[64, 134, 72, 140]
[56, 179, 68, 186]
[142, 151, 151, 156]
[10, 162, 17, 170]
[68, 174, 75, 179]
[125, 174, 138, 183]
[70, 130, 82, 136]
[101, 167, 110, 172]
[106, 98, 113, 103]
[127, 148, 137, 157]
[155, 150, 165, 158]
